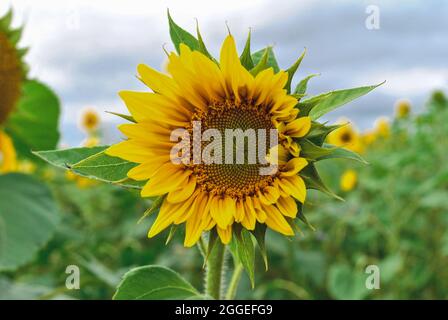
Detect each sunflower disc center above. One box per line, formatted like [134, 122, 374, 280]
[191, 101, 276, 197]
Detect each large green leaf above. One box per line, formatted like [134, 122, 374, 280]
[113, 265, 200, 300]
[34, 147, 142, 189]
[5, 80, 60, 152]
[321, 143, 368, 164]
[0, 173, 60, 271]
[303, 82, 384, 120]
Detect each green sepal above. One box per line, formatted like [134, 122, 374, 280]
[138, 195, 165, 224]
[251, 46, 280, 73]
[202, 229, 219, 268]
[165, 225, 179, 245]
[240, 29, 254, 70]
[0, 9, 13, 29]
[299, 139, 334, 160]
[301, 82, 385, 120]
[294, 73, 320, 95]
[307, 122, 343, 146]
[251, 223, 269, 271]
[233, 225, 256, 288]
[250, 47, 270, 76]
[321, 143, 368, 164]
[300, 163, 343, 201]
[297, 92, 332, 116]
[167, 9, 199, 53]
[105, 111, 136, 123]
[8, 26, 23, 45]
[285, 48, 306, 93]
[196, 21, 215, 61]
[296, 203, 316, 231]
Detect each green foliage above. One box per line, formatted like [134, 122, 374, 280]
[34, 147, 142, 189]
[6, 80, 60, 154]
[251, 47, 280, 73]
[301, 82, 384, 120]
[114, 265, 200, 300]
[167, 10, 199, 53]
[0, 174, 59, 271]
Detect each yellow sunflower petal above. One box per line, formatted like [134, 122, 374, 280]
[276, 196, 298, 218]
[279, 175, 307, 203]
[285, 117, 311, 138]
[263, 204, 294, 236]
[217, 225, 232, 244]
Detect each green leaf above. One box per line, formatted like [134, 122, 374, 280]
[167, 9, 199, 53]
[285, 48, 306, 93]
[113, 265, 200, 300]
[34, 147, 143, 189]
[305, 82, 384, 120]
[251, 224, 269, 271]
[250, 47, 270, 76]
[234, 228, 255, 288]
[196, 21, 214, 61]
[327, 264, 369, 300]
[5, 80, 60, 153]
[321, 143, 368, 164]
[307, 122, 342, 146]
[299, 139, 334, 160]
[294, 73, 320, 95]
[0, 174, 60, 271]
[34, 146, 107, 169]
[239, 30, 254, 70]
[300, 163, 343, 201]
[251, 47, 279, 73]
[297, 92, 332, 117]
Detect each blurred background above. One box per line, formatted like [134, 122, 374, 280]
[2, 0, 447, 145]
[0, 0, 447, 299]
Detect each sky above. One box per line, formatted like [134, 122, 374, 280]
[2, 0, 448, 145]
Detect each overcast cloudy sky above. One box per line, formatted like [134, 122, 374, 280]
[2, 0, 447, 145]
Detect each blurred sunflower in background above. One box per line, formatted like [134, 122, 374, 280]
[374, 117, 390, 138]
[340, 169, 357, 192]
[395, 99, 411, 119]
[326, 119, 364, 154]
[107, 35, 312, 246]
[79, 107, 100, 133]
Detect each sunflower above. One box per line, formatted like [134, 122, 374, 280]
[395, 99, 411, 119]
[0, 10, 26, 125]
[79, 107, 100, 133]
[326, 119, 364, 154]
[340, 169, 357, 192]
[106, 35, 312, 246]
[374, 117, 390, 138]
[0, 130, 17, 173]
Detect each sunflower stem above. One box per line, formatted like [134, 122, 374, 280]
[225, 263, 244, 300]
[205, 241, 226, 299]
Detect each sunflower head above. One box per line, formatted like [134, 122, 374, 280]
[79, 108, 100, 133]
[395, 99, 411, 119]
[0, 129, 17, 173]
[326, 119, 364, 154]
[102, 15, 379, 251]
[374, 117, 390, 138]
[0, 10, 27, 125]
[340, 169, 357, 192]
